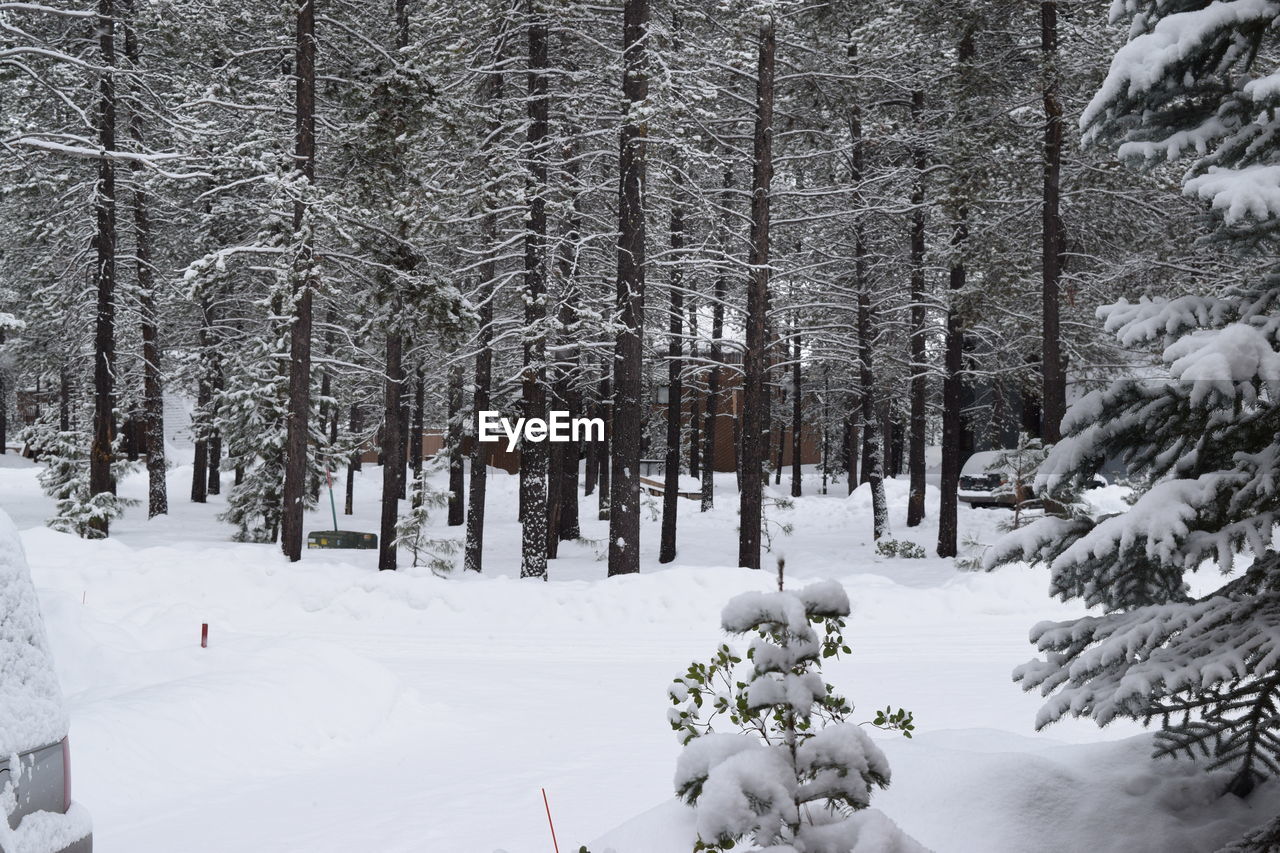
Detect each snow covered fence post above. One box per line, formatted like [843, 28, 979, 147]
[667, 577, 917, 852]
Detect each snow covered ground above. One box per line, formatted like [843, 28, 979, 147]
[0, 454, 1276, 852]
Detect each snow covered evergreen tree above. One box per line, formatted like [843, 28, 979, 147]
[668, 571, 916, 852]
[24, 416, 135, 539]
[985, 0, 1280, 823]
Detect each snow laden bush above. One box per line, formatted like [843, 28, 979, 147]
[23, 417, 135, 538]
[874, 540, 925, 560]
[986, 0, 1280, 826]
[668, 572, 914, 852]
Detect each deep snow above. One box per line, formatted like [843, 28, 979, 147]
[0, 452, 1276, 852]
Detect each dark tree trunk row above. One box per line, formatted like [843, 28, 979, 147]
[377, 0, 413, 570]
[122, 0, 167, 518]
[849, 50, 887, 540]
[520, 2, 550, 579]
[738, 17, 775, 572]
[447, 364, 464, 523]
[345, 402, 361, 515]
[938, 28, 975, 559]
[907, 88, 927, 528]
[790, 328, 801, 499]
[596, 363, 611, 521]
[378, 330, 404, 570]
[659, 170, 684, 565]
[280, 0, 317, 561]
[1041, 0, 1065, 443]
[552, 155, 584, 543]
[607, 0, 649, 576]
[88, 0, 118, 536]
[700, 166, 731, 513]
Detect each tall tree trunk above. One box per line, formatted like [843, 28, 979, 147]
[0, 329, 6, 455]
[938, 28, 975, 559]
[701, 166, 731, 512]
[206, 424, 221, 494]
[464, 13, 511, 573]
[280, 0, 317, 561]
[88, 0, 118, 535]
[858, 298, 887, 539]
[446, 364, 464, 524]
[907, 89, 927, 527]
[790, 328, 801, 498]
[464, 286, 494, 573]
[554, 357, 581, 542]
[738, 17, 774, 571]
[551, 123, 584, 546]
[850, 50, 886, 539]
[597, 362, 611, 521]
[122, 0, 165, 517]
[659, 173, 684, 565]
[938, 221, 968, 558]
[1041, 0, 1065, 443]
[412, 365, 425, 488]
[553, 268, 582, 543]
[311, 309, 336, 501]
[206, 351, 223, 495]
[607, 0, 649, 577]
[520, 1, 550, 579]
[687, 310, 700, 478]
[191, 305, 212, 503]
[584, 413, 598, 498]
[379, 330, 403, 570]
[345, 402, 361, 515]
[398, 359, 411, 500]
[58, 371, 69, 433]
[843, 407, 857, 494]
[378, 0, 413, 569]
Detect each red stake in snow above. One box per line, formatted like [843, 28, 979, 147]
[541, 788, 560, 853]
[200, 623, 208, 649]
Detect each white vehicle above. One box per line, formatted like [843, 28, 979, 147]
[957, 450, 1034, 508]
[0, 509, 91, 853]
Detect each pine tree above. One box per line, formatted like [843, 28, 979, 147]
[667, 569, 916, 852]
[986, 0, 1280, 820]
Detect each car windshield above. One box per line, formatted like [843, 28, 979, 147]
[960, 451, 1008, 479]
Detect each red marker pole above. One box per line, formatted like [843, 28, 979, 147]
[541, 788, 560, 853]
[200, 623, 208, 648]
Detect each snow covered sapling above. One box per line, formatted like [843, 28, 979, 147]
[668, 568, 912, 852]
[762, 494, 795, 554]
[394, 463, 460, 575]
[990, 433, 1047, 530]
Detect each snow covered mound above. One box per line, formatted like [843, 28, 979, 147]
[587, 797, 929, 853]
[0, 508, 67, 755]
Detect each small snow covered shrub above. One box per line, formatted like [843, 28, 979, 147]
[23, 418, 135, 538]
[874, 539, 925, 560]
[668, 570, 912, 852]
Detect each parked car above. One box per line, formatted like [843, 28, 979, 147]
[0, 509, 91, 853]
[957, 450, 1036, 509]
